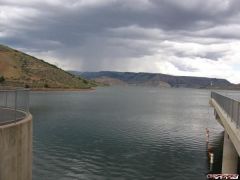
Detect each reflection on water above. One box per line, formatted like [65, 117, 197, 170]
[207, 131, 224, 174]
[30, 87, 227, 180]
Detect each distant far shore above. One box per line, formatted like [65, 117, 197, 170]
[30, 87, 96, 92]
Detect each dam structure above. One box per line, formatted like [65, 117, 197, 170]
[0, 88, 32, 180]
[210, 92, 240, 173]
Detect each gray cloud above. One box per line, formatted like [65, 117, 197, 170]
[1, 0, 240, 82]
[172, 62, 198, 72]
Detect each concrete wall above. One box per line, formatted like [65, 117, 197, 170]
[222, 131, 238, 173]
[211, 99, 240, 155]
[0, 114, 32, 180]
[211, 99, 240, 173]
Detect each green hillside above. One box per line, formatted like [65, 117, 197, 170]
[0, 44, 96, 89]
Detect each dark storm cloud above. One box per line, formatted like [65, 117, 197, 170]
[1, 0, 240, 82]
[172, 62, 198, 72]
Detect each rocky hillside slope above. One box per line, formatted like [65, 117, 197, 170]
[0, 45, 95, 89]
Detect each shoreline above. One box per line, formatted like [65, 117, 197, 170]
[30, 87, 96, 92]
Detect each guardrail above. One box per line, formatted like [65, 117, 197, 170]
[211, 92, 240, 128]
[0, 88, 30, 125]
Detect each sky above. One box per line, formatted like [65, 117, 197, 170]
[1, 0, 240, 83]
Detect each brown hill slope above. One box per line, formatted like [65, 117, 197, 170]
[0, 44, 95, 89]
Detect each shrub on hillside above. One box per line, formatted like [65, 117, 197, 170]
[83, 79, 88, 84]
[0, 76, 5, 83]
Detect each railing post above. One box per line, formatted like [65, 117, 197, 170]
[27, 90, 30, 113]
[237, 102, 240, 128]
[14, 90, 18, 121]
[5, 91, 8, 107]
[234, 101, 237, 125]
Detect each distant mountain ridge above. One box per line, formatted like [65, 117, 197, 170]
[0, 44, 95, 89]
[71, 71, 234, 89]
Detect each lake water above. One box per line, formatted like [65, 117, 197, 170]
[31, 87, 225, 180]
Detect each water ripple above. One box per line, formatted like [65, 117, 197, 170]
[31, 87, 225, 180]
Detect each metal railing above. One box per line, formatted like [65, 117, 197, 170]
[211, 92, 240, 128]
[0, 88, 30, 125]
